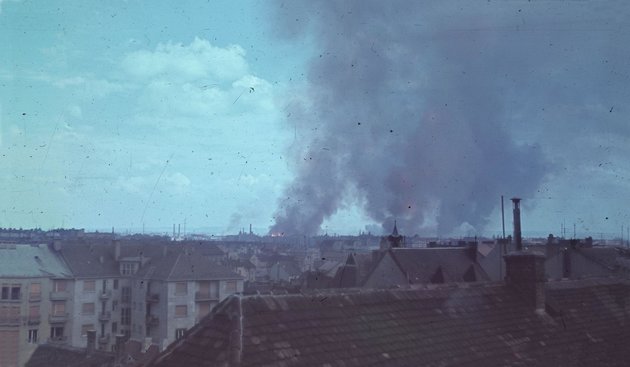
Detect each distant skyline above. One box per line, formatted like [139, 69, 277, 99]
[1, 1, 629, 237]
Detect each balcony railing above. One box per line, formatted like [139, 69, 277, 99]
[98, 290, 111, 300]
[98, 334, 110, 344]
[98, 311, 111, 322]
[50, 291, 69, 301]
[0, 316, 21, 326]
[146, 293, 159, 303]
[27, 315, 41, 325]
[146, 315, 159, 326]
[49, 313, 68, 323]
[48, 336, 67, 344]
[195, 291, 220, 302]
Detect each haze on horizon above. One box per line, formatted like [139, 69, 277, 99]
[1, 1, 629, 238]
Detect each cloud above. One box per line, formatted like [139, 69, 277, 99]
[122, 38, 248, 83]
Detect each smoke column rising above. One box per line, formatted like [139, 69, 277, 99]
[269, 1, 628, 236]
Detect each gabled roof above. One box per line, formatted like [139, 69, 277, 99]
[148, 278, 630, 367]
[135, 246, 241, 281]
[367, 247, 490, 286]
[0, 244, 72, 278]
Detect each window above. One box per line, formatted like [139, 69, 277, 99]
[53, 280, 66, 292]
[29, 283, 41, 300]
[121, 287, 131, 303]
[28, 305, 40, 321]
[52, 302, 65, 316]
[50, 326, 64, 340]
[83, 280, 96, 292]
[10, 285, 20, 300]
[102, 279, 107, 291]
[112, 300, 118, 311]
[121, 307, 131, 325]
[225, 280, 237, 293]
[121, 263, 136, 275]
[175, 328, 186, 340]
[112, 322, 118, 334]
[82, 303, 95, 315]
[81, 324, 94, 337]
[175, 282, 187, 295]
[113, 279, 119, 290]
[28, 329, 38, 343]
[175, 305, 187, 317]
[1, 284, 22, 300]
[198, 303, 211, 320]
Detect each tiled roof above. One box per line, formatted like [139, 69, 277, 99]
[25, 344, 114, 367]
[0, 244, 72, 278]
[148, 278, 630, 367]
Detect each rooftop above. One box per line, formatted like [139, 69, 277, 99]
[0, 243, 72, 278]
[149, 277, 630, 366]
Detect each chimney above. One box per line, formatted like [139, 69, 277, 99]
[504, 252, 546, 312]
[511, 198, 522, 251]
[504, 198, 546, 312]
[113, 239, 120, 261]
[115, 334, 126, 359]
[86, 329, 96, 354]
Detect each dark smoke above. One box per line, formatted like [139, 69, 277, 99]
[269, 1, 628, 236]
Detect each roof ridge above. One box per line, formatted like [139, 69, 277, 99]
[167, 253, 182, 280]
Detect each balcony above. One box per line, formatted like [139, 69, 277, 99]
[50, 291, 69, 301]
[195, 291, 219, 302]
[146, 314, 159, 326]
[49, 313, 68, 324]
[27, 315, 41, 325]
[98, 334, 110, 344]
[0, 316, 21, 326]
[48, 336, 67, 344]
[98, 311, 111, 322]
[146, 293, 159, 303]
[98, 290, 111, 300]
[29, 292, 42, 302]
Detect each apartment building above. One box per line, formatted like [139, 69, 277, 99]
[56, 240, 131, 351]
[134, 245, 244, 349]
[0, 244, 72, 367]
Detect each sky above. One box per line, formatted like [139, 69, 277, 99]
[1, 1, 629, 238]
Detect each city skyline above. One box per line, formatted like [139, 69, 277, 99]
[1, 1, 629, 238]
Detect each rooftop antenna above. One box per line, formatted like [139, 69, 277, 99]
[501, 195, 506, 239]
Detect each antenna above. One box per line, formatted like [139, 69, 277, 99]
[501, 195, 505, 239]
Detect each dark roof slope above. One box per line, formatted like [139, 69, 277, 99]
[148, 278, 630, 367]
[390, 247, 490, 283]
[25, 344, 114, 367]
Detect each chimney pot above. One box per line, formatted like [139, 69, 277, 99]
[86, 329, 96, 353]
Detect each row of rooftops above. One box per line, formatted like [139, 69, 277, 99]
[0, 239, 242, 281]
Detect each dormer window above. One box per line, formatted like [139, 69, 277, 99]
[120, 262, 137, 275]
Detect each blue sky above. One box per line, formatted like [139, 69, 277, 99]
[1, 1, 629, 238]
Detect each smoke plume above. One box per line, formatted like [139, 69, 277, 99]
[269, 1, 628, 236]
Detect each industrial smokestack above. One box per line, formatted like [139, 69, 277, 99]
[511, 198, 522, 251]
